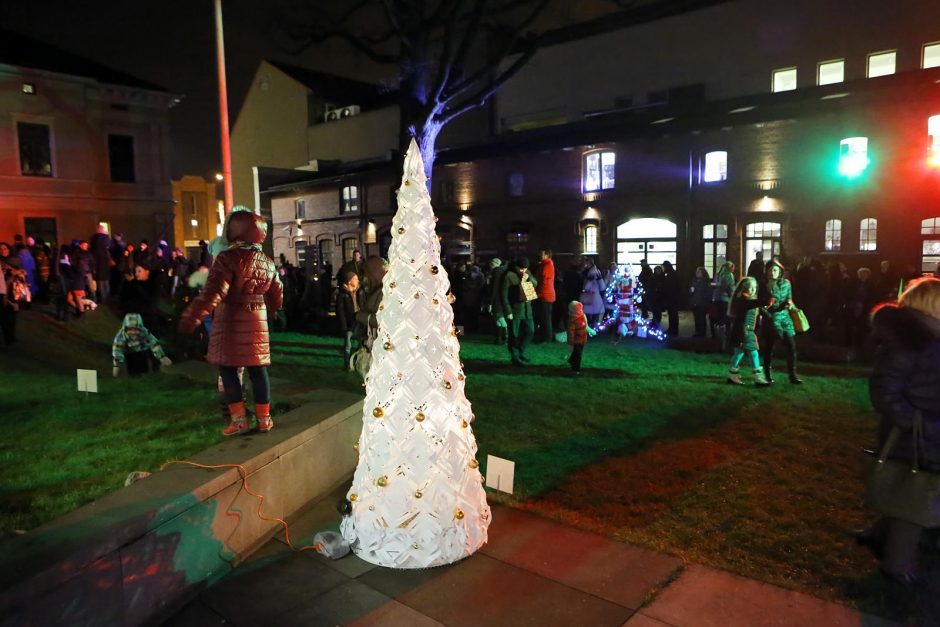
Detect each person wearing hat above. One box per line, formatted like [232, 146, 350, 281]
[759, 258, 803, 384]
[487, 257, 509, 345]
[179, 210, 284, 435]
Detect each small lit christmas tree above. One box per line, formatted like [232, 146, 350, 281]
[340, 139, 491, 569]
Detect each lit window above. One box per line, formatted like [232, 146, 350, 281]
[583, 151, 615, 192]
[341, 185, 359, 213]
[924, 42, 940, 69]
[702, 224, 728, 277]
[702, 151, 728, 183]
[817, 59, 844, 85]
[772, 67, 797, 92]
[342, 237, 359, 262]
[824, 219, 842, 251]
[22, 83, 35, 95]
[839, 137, 870, 178]
[745, 222, 782, 238]
[583, 224, 598, 255]
[868, 50, 896, 78]
[929, 115, 940, 168]
[294, 199, 306, 220]
[859, 218, 878, 251]
[924, 217, 940, 235]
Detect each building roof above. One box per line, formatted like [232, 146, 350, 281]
[0, 29, 168, 92]
[267, 59, 398, 109]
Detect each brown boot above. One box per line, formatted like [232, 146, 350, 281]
[255, 403, 273, 433]
[222, 401, 250, 436]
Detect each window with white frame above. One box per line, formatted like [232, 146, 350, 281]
[922, 217, 940, 273]
[929, 115, 940, 166]
[824, 219, 842, 251]
[295, 240, 308, 266]
[583, 224, 598, 255]
[772, 67, 797, 92]
[924, 42, 940, 69]
[839, 137, 870, 178]
[817, 59, 845, 85]
[341, 185, 359, 213]
[859, 218, 878, 251]
[868, 50, 896, 78]
[582, 151, 615, 192]
[702, 151, 728, 183]
[702, 224, 728, 278]
[294, 198, 306, 220]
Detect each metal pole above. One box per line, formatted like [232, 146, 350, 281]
[214, 0, 234, 214]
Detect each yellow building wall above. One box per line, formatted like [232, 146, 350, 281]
[231, 61, 310, 209]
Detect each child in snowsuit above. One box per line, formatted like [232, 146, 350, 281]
[112, 313, 172, 376]
[567, 301, 595, 374]
[726, 277, 771, 386]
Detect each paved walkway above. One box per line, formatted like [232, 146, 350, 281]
[164, 484, 901, 627]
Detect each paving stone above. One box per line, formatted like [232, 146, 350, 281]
[162, 599, 228, 626]
[200, 551, 346, 624]
[481, 505, 681, 609]
[641, 564, 900, 627]
[276, 579, 443, 627]
[359, 552, 632, 627]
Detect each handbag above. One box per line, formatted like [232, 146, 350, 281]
[788, 306, 810, 333]
[864, 412, 940, 527]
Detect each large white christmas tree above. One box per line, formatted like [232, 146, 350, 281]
[340, 139, 491, 569]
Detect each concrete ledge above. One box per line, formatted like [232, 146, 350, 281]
[0, 384, 363, 627]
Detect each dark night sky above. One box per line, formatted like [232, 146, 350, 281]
[2, 0, 289, 179]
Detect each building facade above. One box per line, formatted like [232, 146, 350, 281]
[260, 0, 940, 289]
[0, 31, 177, 249]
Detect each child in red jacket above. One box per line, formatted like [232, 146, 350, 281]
[567, 300, 595, 374]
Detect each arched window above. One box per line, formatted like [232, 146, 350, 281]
[859, 218, 878, 251]
[824, 219, 842, 251]
[582, 150, 615, 192]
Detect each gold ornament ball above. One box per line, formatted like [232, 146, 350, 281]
[457, 373, 465, 381]
[404, 180, 411, 186]
[454, 508, 465, 520]
[389, 281, 397, 289]
[469, 459, 479, 469]
[372, 407, 385, 418]
[432, 298, 439, 305]
[377, 475, 389, 487]
[353, 442, 359, 451]
[460, 420, 468, 428]
[349, 493, 358, 502]
[443, 381, 452, 390]
[414, 292, 420, 299]
[415, 411, 426, 422]
[378, 304, 384, 311]
[415, 490, 423, 498]
[430, 265, 439, 275]
[398, 226, 405, 234]
[383, 341, 393, 351]
[446, 293, 456, 304]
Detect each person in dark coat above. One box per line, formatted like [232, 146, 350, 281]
[637, 259, 652, 319]
[501, 256, 538, 366]
[179, 210, 283, 436]
[646, 265, 665, 328]
[488, 258, 511, 345]
[90, 225, 113, 301]
[336, 270, 360, 371]
[746, 250, 765, 283]
[662, 260, 681, 336]
[857, 277, 940, 584]
[690, 266, 712, 338]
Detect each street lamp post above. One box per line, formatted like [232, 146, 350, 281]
[214, 0, 233, 214]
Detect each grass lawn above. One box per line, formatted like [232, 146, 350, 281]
[1, 308, 906, 615]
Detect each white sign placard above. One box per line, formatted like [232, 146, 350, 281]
[77, 369, 98, 393]
[485, 455, 515, 494]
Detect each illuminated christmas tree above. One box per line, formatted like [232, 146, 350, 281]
[340, 138, 490, 568]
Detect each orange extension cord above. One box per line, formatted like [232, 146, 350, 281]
[160, 460, 321, 553]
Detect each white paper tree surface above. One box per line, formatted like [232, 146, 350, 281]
[340, 138, 491, 569]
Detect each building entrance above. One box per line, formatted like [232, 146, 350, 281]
[615, 218, 677, 273]
[744, 222, 782, 271]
